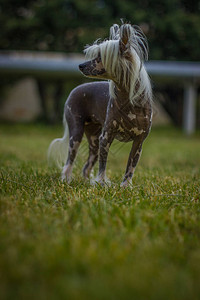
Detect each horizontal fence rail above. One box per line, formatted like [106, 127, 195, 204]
[0, 52, 199, 134]
[0, 53, 200, 80]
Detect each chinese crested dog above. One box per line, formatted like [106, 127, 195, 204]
[48, 22, 152, 187]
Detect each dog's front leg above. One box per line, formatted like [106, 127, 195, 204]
[95, 129, 114, 186]
[121, 138, 143, 187]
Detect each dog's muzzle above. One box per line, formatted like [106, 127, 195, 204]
[79, 62, 91, 76]
[79, 63, 86, 72]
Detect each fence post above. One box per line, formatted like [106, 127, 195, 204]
[183, 82, 197, 135]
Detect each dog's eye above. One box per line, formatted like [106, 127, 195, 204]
[96, 53, 102, 63]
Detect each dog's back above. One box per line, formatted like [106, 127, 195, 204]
[65, 81, 109, 126]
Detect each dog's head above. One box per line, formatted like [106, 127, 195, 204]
[79, 23, 148, 81]
[79, 23, 151, 104]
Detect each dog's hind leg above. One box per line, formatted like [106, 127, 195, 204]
[82, 124, 101, 179]
[62, 120, 84, 183]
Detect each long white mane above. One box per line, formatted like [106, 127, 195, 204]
[84, 23, 152, 105]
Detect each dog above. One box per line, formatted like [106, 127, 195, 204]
[48, 23, 152, 187]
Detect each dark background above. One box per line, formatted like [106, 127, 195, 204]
[1, 0, 200, 61]
[0, 0, 199, 126]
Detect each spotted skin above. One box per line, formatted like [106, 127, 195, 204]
[61, 110, 84, 182]
[121, 144, 142, 187]
[98, 129, 115, 183]
[82, 124, 101, 179]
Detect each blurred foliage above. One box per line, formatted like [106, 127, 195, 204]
[0, 0, 200, 60]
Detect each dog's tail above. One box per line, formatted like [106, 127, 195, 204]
[48, 114, 68, 169]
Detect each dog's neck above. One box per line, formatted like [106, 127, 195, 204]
[112, 81, 133, 108]
[111, 80, 149, 111]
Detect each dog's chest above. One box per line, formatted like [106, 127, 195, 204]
[109, 104, 151, 142]
[113, 118, 145, 142]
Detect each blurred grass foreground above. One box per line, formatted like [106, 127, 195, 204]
[0, 123, 200, 300]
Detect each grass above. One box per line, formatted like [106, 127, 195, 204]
[0, 123, 200, 300]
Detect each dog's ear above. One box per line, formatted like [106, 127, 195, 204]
[110, 24, 120, 40]
[119, 24, 132, 55]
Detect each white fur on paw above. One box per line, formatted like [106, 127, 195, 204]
[61, 174, 71, 183]
[61, 164, 72, 183]
[120, 180, 129, 188]
[91, 177, 111, 187]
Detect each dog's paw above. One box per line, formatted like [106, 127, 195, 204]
[61, 164, 72, 183]
[120, 180, 131, 188]
[91, 177, 111, 187]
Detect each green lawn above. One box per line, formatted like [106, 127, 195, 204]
[0, 123, 200, 300]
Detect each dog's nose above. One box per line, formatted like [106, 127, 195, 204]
[79, 63, 84, 71]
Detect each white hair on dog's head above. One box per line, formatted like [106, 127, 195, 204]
[84, 23, 152, 105]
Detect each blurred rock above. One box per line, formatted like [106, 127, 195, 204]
[0, 78, 42, 122]
[152, 99, 172, 126]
